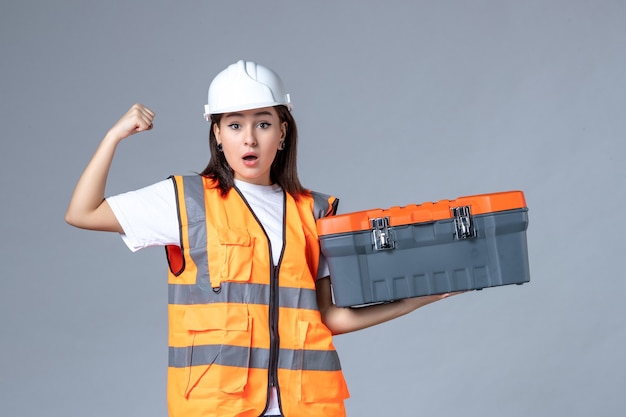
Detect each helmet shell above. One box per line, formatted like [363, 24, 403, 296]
[204, 60, 292, 120]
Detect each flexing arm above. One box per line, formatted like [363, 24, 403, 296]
[65, 104, 155, 232]
[316, 277, 460, 335]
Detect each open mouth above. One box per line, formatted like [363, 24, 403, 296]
[243, 154, 258, 161]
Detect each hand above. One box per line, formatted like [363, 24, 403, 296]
[401, 291, 466, 311]
[106, 103, 155, 142]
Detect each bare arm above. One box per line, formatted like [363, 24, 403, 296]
[65, 104, 155, 232]
[316, 276, 460, 335]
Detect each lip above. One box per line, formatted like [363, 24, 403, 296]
[241, 152, 259, 167]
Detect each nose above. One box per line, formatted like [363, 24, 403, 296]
[244, 125, 257, 147]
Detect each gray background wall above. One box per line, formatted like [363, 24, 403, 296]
[1, 1, 624, 416]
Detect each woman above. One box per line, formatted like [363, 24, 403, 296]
[66, 60, 456, 417]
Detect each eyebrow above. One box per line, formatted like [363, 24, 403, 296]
[224, 111, 274, 119]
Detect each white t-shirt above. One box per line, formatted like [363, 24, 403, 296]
[106, 178, 330, 275]
[106, 177, 331, 416]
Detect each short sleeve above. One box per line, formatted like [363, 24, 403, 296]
[311, 192, 339, 280]
[317, 255, 330, 280]
[106, 179, 179, 252]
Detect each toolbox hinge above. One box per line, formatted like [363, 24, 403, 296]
[370, 217, 396, 251]
[452, 206, 477, 240]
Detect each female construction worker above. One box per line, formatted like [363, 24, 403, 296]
[66, 60, 457, 417]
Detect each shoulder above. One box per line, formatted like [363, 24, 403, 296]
[169, 175, 222, 198]
[308, 190, 340, 220]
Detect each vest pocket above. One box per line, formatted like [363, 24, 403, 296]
[297, 321, 350, 403]
[210, 228, 253, 285]
[181, 305, 252, 398]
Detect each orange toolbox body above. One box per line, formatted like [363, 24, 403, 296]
[317, 191, 530, 307]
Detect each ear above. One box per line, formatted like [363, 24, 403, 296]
[213, 122, 221, 143]
[280, 121, 287, 140]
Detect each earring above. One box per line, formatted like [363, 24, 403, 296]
[217, 143, 223, 152]
[278, 140, 285, 151]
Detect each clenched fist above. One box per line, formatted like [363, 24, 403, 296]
[106, 103, 155, 142]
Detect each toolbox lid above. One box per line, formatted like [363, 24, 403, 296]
[317, 190, 526, 236]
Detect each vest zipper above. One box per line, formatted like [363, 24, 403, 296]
[233, 186, 285, 416]
[268, 263, 281, 408]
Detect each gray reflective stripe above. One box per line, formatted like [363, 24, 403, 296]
[169, 281, 318, 310]
[169, 345, 266, 369]
[278, 347, 342, 371]
[169, 345, 341, 372]
[311, 191, 333, 220]
[280, 286, 319, 310]
[179, 176, 209, 286]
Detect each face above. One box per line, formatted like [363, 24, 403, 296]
[213, 107, 287, 186]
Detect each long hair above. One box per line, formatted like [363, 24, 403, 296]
[200, 105, 308, 199]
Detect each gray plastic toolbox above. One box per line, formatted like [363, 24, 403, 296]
[317, 191, 530, 307]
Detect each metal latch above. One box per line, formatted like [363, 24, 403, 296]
[370, 217, 395, 251]
[452, 206, 477, 239]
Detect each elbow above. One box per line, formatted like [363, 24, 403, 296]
[64, 207, 88, 229]
[320, 307, 350, 336]
[319, 309, 336, 335]
[325, 322, 349, 336]
[65, 209, 78, 227]
[65, 211, 86, 229]
[321, 316, 339, 336]
[64, 202, 121, 233]
[321, 318, 342, 336]
[329, 327, 346, 336]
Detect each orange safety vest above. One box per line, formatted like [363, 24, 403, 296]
[165, 175, 349, 417]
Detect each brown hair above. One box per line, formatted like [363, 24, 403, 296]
[200, 105, 308, 199]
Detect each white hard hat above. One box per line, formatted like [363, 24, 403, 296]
[204, 60, 292, 120]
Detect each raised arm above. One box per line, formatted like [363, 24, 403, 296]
[65, 104, 155, 232]
[316, 276, 460, 335]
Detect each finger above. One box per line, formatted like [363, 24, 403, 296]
[141, 110, 155, 126]
[122, 104, 155, 133]
[129, 103, 154, 120]
[440, 291, 466, 298]
[136, 121, 153, 132]
[136, 112, 155, 130]
[136, 104, 155, 119]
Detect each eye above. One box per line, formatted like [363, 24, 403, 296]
[227, 123, 241, 130]
[257, 122, 271, 129]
